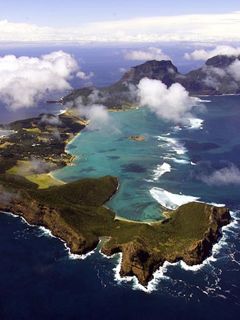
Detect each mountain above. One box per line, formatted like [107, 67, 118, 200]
[180, 55, 240, 95]
[120, 60, 179, 86]
[62, 55, 240, 108]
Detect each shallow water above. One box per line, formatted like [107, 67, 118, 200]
[54, 96, 240, 221]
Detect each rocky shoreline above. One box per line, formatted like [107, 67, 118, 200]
[0, 178, 231, 286]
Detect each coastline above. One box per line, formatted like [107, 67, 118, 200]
[112, 211, 237, 293]
[2, 207, 235, 294]
[47, 172, 66, 186]
[49, 112, 87, 182]
[114, 215, 161, 225]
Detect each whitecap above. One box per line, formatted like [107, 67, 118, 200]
[179, 211, 238, 271]
[106, 211, 239, 293]
[2, 211, 33, 227]
[208, 202, 226, 207]
[152, 162, 171, 181]
[157, 136, 187, 155]
[186, 118, 204, 130]
[38, 226, 55, 238]
[65, 244, 96, 260]
[163, 156, 190, 165]
[1, 211, 96, 261]
[112, 253, 170, 294]
[150, 187, 199, 210]
[198, 98, 211, 103]
[173, 126, 182, 132]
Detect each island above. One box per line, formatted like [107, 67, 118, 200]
[62, 54, 240, 110]
[129, 135, 145, 142]
[0, 54, 233, 286]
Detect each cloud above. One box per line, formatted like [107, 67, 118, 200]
[40, 114, 62, 126]
[0, 186, 19, 205]
[228, 59, 240, 81]
[119, 67, 127, 73]
[201, 164, 240, 186]
[1, 12, 240, 43]
[184, 45, 240, 61]
[0, 51, 89, 110]
[75, 99, 110, 130]
[198, 57, 240, 90]
[76, 70, 94, 80]
[74, 96, 122, 133]
[12, 158, 56, 176]
[124, 47, 170, 61]
[137, 78, 201, 123]
[28, 158, 56, 174]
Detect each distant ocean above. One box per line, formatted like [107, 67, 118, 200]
[0, 47, 240, 319]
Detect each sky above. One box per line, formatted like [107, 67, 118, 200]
[0, 1, 240, 43]
[1, 0, 240, 26]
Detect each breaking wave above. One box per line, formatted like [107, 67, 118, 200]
[186, 118, 204, 130]
[149, 187, 200, 210]
[152, 162, 171, 181]
[157, 136, 187, 155]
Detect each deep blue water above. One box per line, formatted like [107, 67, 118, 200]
[0, 47, 240, 319]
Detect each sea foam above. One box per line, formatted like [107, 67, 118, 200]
[152, 162, 171, 181]
[149, 187, 199, 210]
[186, 118, 204, 130]
[111, 212, 239, 294]
[157, 136, 187, 155]
[163, 156, 190, 165]
[112, 252, 170, 293]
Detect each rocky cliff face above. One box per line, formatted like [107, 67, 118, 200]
[0, 180, 231, 287]
[101, 203, 231, 286]
[0, 193, 99, 255]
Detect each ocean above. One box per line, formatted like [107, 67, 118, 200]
[0, 47, 240, 319]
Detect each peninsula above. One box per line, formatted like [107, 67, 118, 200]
[0, 171, 231, 285]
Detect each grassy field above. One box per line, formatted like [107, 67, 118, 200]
[7, 161, 64, 189]
[26, 173, 64, 189]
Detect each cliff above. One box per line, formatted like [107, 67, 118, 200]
[0, 174, 231, 286]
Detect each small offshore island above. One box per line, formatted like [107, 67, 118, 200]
[0, 55, 235, 286]
[129, 135, 145, 142]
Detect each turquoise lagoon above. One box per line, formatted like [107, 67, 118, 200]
[53, 103, 223, 221]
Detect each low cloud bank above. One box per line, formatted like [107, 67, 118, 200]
[124, 47, 170, 61]
[0, 51, 90, 110]
[137, 78, 201, 123]
[201, 59, 240, 89]
[40, 114, 62, 126]
[74, 97, 110, 131]
[184, 45, 240, 61]
[0, 186, 19, 205]
[2, 13, 240, 42]
[201, 164, 240, 186]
